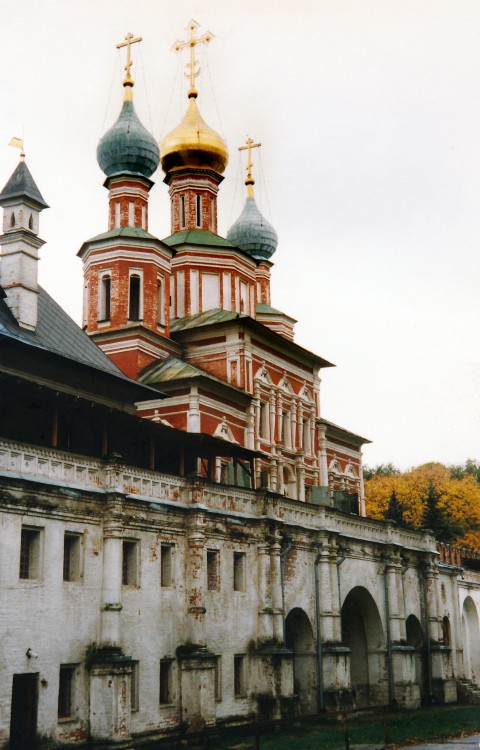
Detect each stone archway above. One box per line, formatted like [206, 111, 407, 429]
[406, 614, 426, 702]
[341, 586, 386, 707]
[285, 608, 317, 715]
[462, 597, 480, 684]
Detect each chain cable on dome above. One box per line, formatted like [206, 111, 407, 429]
[158, 54, 182, 141]
[227, 151, 244, 231]
[137, 48, 156, 138]
[99, 50, 122, 139]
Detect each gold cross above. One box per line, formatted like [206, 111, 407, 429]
[116, 32, 142, 97]
[239, 137, 261, 196]
[173, 20, 214, 97]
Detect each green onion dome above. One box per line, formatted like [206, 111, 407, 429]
[227, 196, 278, 260]
[97, 100, 160, 179]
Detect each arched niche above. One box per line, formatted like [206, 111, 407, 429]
[462, 597, 480, 684]
[285, 608, 317, 715]
[406, 614, 426, 702]
[341, 586, 386, 707]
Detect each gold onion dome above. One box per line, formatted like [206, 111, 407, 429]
[160, 93, 229, 175]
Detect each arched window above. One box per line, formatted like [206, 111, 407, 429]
[10, 213, 15, 228]
[28, 214, 33, 230]
[129, 274, 141, 321]
[196, 194, 202, 228]
[99, 274, 111, 321]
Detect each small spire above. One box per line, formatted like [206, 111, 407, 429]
[239, 137, 261, 198]
[9, 136, 25, 160]
[172, 19, 214, 99]
[116, 32, 142, 101]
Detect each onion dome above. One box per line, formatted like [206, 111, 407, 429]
[97, 99, 160, 179]
[227, 196, 278, 260]
[160, 93, 228, 175]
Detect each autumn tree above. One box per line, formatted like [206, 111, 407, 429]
[364, 461, 480, 549]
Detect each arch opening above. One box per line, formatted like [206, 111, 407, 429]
[462, 597, 480, 684]
[285, 608, 317, 715]
[341, 586, 386, 707]
[406, 614, 426, 702]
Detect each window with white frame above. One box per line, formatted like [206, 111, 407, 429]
[128, 272, 142, 321]
[63, 532, 82, 582]
[157, 276, 164, 325]
[99, 273, 111, 321]
[180, 195, 186, 229]
[196, 194, 202, 227]
[160, 544, 173, 587]
[122, 540, 139, 586]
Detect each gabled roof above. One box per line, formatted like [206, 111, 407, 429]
[0, 284, 126, 377]
[0, 160, 48, 210]
[140, 355, 250, 401]
[162, 229, 237, 248]
[171, 308, 247, 333]
[171, 308, 334, 369]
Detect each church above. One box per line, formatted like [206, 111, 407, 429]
[1, 23, 479, 750]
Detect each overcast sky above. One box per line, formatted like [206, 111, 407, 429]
[1, 0, 479, 470]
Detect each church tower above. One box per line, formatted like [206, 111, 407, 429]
[79, 34, 177, 379]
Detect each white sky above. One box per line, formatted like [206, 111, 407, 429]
[1, 0, 479, 470]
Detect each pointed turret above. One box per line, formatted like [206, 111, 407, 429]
[0, 152, 48, 330]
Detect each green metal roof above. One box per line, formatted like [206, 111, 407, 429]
[171, 308, 247, 333]
[97, 99, 159, 179]
[227, 196, 278, 260]
[162, 229, 237, 248]
[0, 160, 48, 210]
[140, 355, 249, 399]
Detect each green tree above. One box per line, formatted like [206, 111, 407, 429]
[363, 463, 400, 481]
[384, 489, 409, 527]
[420, 480, 460, 543]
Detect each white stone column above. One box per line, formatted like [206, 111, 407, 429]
[185, 512, 206, 647]
[101, 494, 124, 646]
[188, 386, 201, 432]
[257, 543, 273, 641]
[318, 424, 329, 489]
[271, 541, 284, 642]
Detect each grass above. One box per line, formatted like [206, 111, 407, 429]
[211, 705, 480, 750]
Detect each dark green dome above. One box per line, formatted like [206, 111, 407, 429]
[227, 197, 278, 260]
[97, 100, 160, 178]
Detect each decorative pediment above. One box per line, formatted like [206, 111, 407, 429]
[328, 459, 342, 474]
[254, 364, 273, 385]
[214, 417, 237, 443]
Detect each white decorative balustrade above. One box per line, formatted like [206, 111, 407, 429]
[0, 439, 433, 552]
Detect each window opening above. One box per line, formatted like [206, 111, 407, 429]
[58, 665, 75, 719]
[129, 274, 141, 320]
[207, 549, 220, 591]
[100, 275, 111, 321]
[63, 533, 81, 582]
[28, 214, 33, 230]
[19, 527, 42, 580]
[10, 212, 15, 227]
[196, 194, 202, 227]
[122, 540, 138, 586]
[160, 544, 173, 587]
[159, 660, 172, 704]
[180, 195, 186, 228]
[215, 656, 222, 701]
[234, 655, 245, 697]
[157, 277, 164, 325]
[233, 551, 245, 592]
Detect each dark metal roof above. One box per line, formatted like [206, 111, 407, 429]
[0, 284, 125, 377]
[256, 303, 297, 323]
[0, 160, 48, 210]
[317, 417, 371, 445]
[227, 196, 278, 260]
[171, 308, 247, 333]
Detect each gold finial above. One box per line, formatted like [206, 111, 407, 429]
[239, 137, 261, 198]
[116, 32, 142, 101]
[173, 19, 214, 98]
[9, 136, 25, 160]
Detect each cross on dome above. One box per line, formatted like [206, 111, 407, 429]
[116, 32, 142, 100]
[239, 137, 261, 197]
[172, 19, 214, 98]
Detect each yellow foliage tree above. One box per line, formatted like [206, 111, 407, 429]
[365, 462, 480, 547]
